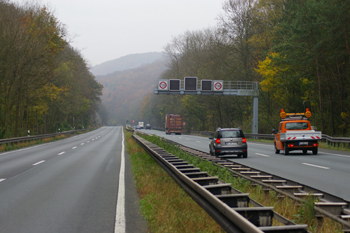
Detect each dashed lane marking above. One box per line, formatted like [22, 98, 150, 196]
[72, 147, 77, 149]
[256, 153, 270, 157]
[58, 152, 65, 155]
[302, 163, 330, 170]
[33, 160, 45, 166]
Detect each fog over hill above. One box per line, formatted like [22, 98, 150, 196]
[91, 52, 165, 76]
[96, 53, 169, 125]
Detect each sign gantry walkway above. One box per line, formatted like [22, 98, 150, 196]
[154, 77, 259, 134]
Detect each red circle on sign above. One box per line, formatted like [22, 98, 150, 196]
[214, 82, 222, 90]
[159, 81, 167, 89]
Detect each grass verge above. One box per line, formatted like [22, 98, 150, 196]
[139, 133, 343, 233]
[0, 128, 97, 152]
[125, 129, 225, 233]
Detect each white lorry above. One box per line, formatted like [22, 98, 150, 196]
[138, 122, 144, 129]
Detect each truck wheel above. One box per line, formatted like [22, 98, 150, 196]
[312, 147, 318, 155]
[274, 143, 280, 154]
[284, 143, 289, 155]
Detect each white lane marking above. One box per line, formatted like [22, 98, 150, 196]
[115, 129, 126, 232]
[81, 143, 84, 145]
[72, 147, 77, 149]
[179, 137, 182, 139]
[256, 153, 270, 157]
[92, 139, 94, 141]
[321, 152, 350, 158]
[87, 141, 90, 143]
[58, 152, 65, 155]
[302, 163, 330, 170]
[196, 141, 201, 143]
[33, 160, 45, 166]
[0, 178, 6, 183]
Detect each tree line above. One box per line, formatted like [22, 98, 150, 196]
[140, 0, 350, 136]
[0, 0, 103, 138]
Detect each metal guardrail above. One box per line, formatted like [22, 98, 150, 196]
[0, 129, 90, 146]
[135, 131, 350, 232]
[133, 132, 310, 233]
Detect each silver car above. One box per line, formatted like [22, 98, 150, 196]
[209, 128, 248, 158]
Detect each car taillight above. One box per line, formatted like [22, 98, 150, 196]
[242, 138, 246, 143]
[216, 138, 220, 144]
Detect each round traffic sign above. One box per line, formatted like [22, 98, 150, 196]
[214, 82, 222, 91]
[159, 81, 167, 90]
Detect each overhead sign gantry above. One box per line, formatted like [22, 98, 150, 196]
[154, 77, 259, 134]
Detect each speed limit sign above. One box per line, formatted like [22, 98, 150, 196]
[158, 80, 168, 90]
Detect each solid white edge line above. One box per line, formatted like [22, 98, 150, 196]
[33, 160, 45, 166]
[256, 153, 270, 157]
[302, 163, 330, 170]
[115, 128, 126, 232]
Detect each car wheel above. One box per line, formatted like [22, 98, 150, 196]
[274, 143, 280, 154]
[284, 143, 289, 155]
[313, 147, 318, 155]
[243, 152, 248, 158]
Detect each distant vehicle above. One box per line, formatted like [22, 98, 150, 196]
[138, 122, 144, 129]
[165, 114, 182, 135]
[209, 128, 247, 158]
[273, 109, 321, 155]
[145, 124, 151, 129]
[136, 125, 141, 130]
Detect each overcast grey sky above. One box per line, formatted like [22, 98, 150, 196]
[12, 0, 225, 66]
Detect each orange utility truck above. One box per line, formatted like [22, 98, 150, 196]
[165, 114, 182, 135]
[274, 109, 321, 155]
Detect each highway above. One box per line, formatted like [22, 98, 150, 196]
[0, 126, 146, 233]
[140, 129, 350, 202]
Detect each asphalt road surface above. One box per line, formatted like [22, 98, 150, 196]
[0, 126, 146, 233]
[140, 129, 350, 202]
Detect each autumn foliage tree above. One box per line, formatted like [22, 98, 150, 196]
[140, 0, 350, 136]
[0, 0, 102, 138]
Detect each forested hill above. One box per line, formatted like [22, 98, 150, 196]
[97, 58, 168, 125]
[91, 52, 165, 76]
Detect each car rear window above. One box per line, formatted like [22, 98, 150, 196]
[220, 130, 242, 138]
[285, 122, 309, 130]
